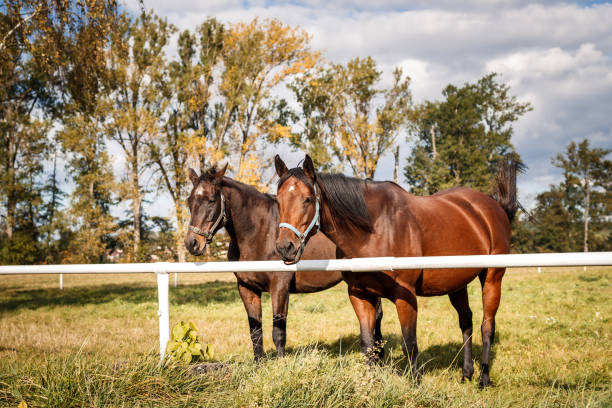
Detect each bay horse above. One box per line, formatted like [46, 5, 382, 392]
[273, 154, 522, 387]
[184, 164, 383, 360]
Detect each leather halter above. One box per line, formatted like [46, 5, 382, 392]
[188, 192, 227, 245]
[279, 183, 320, 261]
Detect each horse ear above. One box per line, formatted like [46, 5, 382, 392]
[303, 154, 316, 182]
[188, 168, 199, 186]
[275, 154, 288, 178]
[214, 163, 228, 181]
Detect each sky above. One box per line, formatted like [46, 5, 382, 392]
[124, 0, 612, 214]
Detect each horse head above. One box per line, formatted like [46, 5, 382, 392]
[184, 163, 228, 256]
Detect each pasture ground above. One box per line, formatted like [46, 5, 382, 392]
[0, 267, 610, 407]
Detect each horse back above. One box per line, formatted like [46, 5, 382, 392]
[409, 187, 511, 256]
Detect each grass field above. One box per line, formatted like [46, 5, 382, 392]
[0, 267, 611, 407]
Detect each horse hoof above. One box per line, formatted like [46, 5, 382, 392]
[478, 377, 491, 388]
[461, 375, 472, 383]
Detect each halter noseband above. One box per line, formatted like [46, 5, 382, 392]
[188, 191, 227, 245]
[279, 183, 320, 260]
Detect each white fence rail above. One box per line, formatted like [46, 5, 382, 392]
[2, 252, 611, 359]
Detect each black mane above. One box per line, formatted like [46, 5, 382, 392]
[278, 169, 373, 233]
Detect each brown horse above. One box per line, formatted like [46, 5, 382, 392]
[184, 164, 383, 360]
[273, 154, 522, 387]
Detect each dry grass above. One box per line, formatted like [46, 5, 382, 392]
[1, 266, 611, 407]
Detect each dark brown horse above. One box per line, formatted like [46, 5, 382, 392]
[273, 154, 522, 387]
[184, 164, 383, 360]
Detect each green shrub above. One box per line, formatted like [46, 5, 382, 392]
[165, 321, 213, 363]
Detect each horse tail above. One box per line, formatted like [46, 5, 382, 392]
[492, 156, 526, 223]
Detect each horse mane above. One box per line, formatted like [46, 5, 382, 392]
[200, 166, 221, 184]
[278, 169, 373, 233]
[200, 165, 275, 204]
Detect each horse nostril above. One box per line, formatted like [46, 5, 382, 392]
[285, 240, 295, 253]
[191, 239, 199, 252]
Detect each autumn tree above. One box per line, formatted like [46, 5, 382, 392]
[404, 73, 531, 195]
[213, 18, 318, 188]
[1, 0, 119, 264]
[147, 18, 225, 262]
[290, 57, 411, 178]
[103, 11, 174, 261]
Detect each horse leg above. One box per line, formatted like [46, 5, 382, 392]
[374, 297, 385, 359]
[448, 287, 474, 382]
[478, 267, 505, 387]
[270, 278, 291, 357]
[394, 291, 419, 381]
[348, 287, 380, 364]
[237, 281, 264, 360]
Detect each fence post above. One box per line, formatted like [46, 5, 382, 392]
[59, 273, 63, 290]
[174, 272, 177, 287]
[156, 265, 170, 361]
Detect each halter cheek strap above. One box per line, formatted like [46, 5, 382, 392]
[188, 192, 227, 245]
[278, 184, 320, 260]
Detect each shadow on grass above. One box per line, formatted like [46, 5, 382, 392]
[287, 332, 499, 378]
[0, 281, 240, 315]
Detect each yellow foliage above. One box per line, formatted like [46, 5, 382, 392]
[236, 153, 265, 191]
[215, 17, 318, 181]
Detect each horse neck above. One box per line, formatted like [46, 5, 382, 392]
[221, 179, 276, 248]
[319, 180, 403, 257]
[318, 194, 369, 258]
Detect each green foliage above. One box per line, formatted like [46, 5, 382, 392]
[404, 73, 531, 195]
[103, 11, 176, 261]
[531, 139, 611, 252]
[165, 321, 213, 364]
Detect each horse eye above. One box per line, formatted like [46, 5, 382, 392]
[304, 197, 313, 204]
[208, 198, 216, 203]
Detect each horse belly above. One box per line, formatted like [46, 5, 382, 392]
[416, 268, 481, 296]
[293, 271, 343, 293]
[234, 272, 270, 292]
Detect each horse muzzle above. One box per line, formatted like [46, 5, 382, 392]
[185, 235, 207, 256]
[275, 238, 301, 264]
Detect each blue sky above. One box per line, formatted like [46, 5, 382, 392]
[122, 0, 611, 215]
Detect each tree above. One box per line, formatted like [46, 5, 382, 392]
[1, 0, 119, 264]
[103, 11, 175, 261]
[216, 18, 318, 188]
[58, 100, 118, 263]
[531, 187, 575, 252]
[148, 18, 225, 262]
[290, 57, 412, 178]
[551, 139, 611, 252]
[404, 73, 531, 195]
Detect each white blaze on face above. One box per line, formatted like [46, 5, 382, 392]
[195, 186, 205, 196]
[288, 185, 295, 192]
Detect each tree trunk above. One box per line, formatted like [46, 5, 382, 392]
[175, 202, 187, 263]
[584, 176, 590, 252]
[5, 188, 15, 239]
[393, 145, 400, 183]
[430, 124, 437, 160]
[131, 155, 141, 259]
